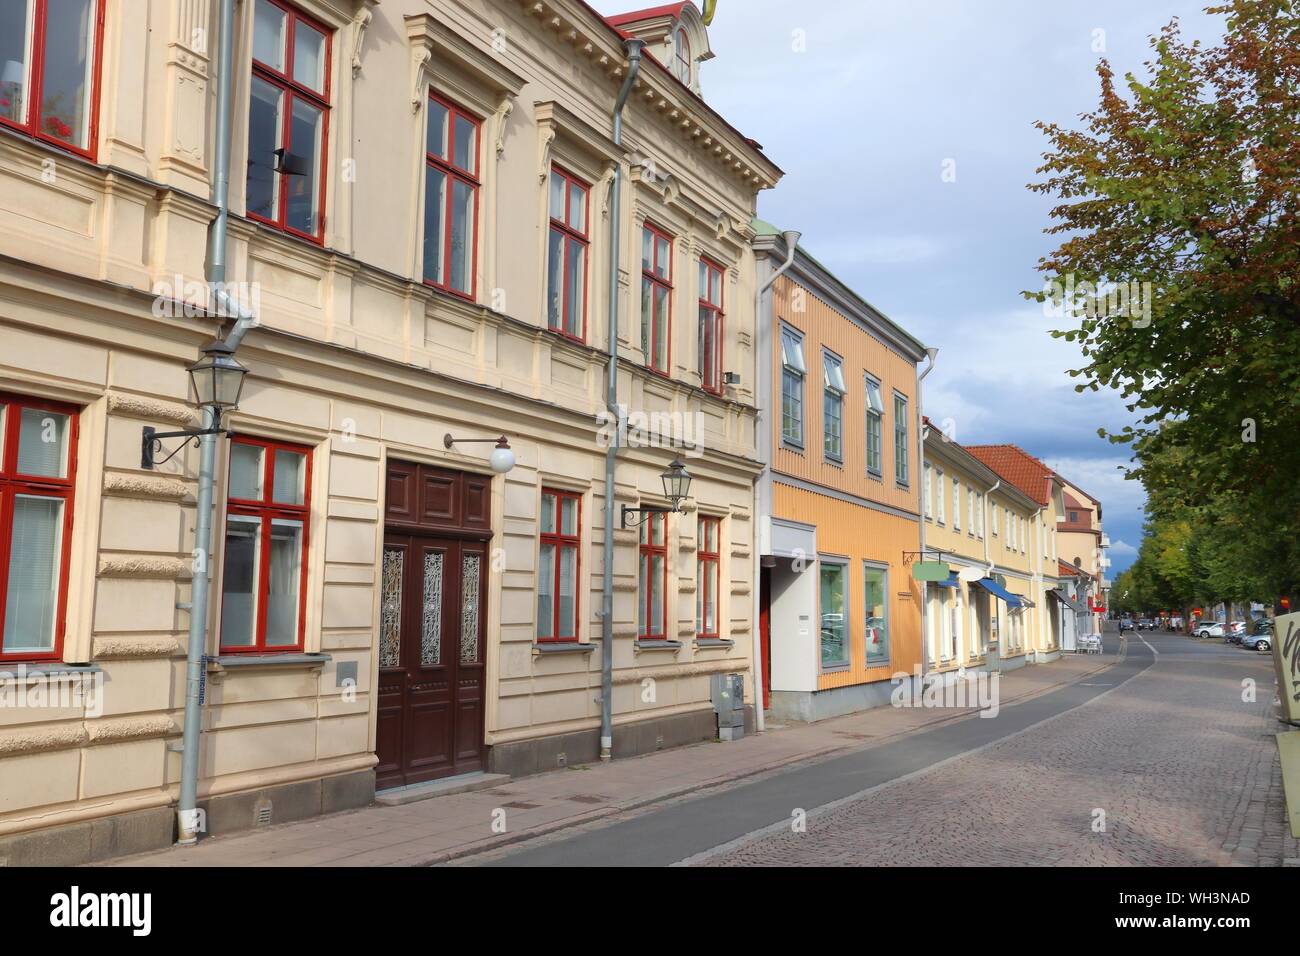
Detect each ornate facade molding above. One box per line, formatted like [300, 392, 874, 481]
[103, 473, 190, 501]
[92, 636, 184, 660]
[107, 392, 197, 427]
[98, 556, 192, 581]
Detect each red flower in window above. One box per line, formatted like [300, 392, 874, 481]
[43, 116, 72, 138]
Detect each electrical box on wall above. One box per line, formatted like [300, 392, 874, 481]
[711, 672, 745, 741]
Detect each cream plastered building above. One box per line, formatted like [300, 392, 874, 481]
[0, 0, 780, 862]
[921, 431, 1064, 671]
[1055, 474, 1109, 633]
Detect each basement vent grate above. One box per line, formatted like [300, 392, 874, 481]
[254, 800, 273, 827]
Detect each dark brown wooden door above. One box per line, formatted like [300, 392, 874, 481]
[376, 462, 491, 790]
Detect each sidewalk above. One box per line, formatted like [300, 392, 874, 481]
[107, 652, 1114, 867]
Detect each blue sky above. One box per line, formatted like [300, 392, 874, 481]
[595, 0, 1229, 575]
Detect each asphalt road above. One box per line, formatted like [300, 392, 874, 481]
[479, 633, 1163, 867]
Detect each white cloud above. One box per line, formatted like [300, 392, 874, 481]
[812, 235, 944, 267]
[1108, 539, 1139, 558]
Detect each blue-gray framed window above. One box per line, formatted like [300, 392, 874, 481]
[819, 558, 849, 670]
[893, 392, 909, 485]
[864, 374, 884, 477]
[822, 350, 845, 463]
[864, 562, 890, 666]
[780, 325, 805, 447]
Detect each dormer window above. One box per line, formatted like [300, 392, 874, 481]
[674, 27, 691, 85]
[607, 4, 712, 96]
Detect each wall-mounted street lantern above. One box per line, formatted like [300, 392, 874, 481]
[443, 433, 516, 474]
[142, 340, 248, 469]
[621, 458, 692, 529]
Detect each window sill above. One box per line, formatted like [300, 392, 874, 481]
[694, 638, 734, 649]
[210, 653, 331, 672]
[533, 642, 595, 656]
[820, 662, 851, 674]
[0, 662, 102, 683]
[635, 639, 682, 652]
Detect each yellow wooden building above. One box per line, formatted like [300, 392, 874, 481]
[754, 224, 930, 720]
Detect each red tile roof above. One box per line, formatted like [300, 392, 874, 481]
[1058, 560, 1094, 580]
[606, 3, 691, 27]
[1063, 492, 1093, 511]
[965, 444, 1055, 506]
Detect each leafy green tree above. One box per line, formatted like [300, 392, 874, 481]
[1030, 0, 1300, 606]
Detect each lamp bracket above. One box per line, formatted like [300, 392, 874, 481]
[621, 503, 672, 530]
[902, 549, 946, 566]
[142, 425, 227, 470]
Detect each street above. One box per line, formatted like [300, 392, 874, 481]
[467, 631, 1296, 867]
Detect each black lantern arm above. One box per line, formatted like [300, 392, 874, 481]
[619, 502, 672, 530]
[141, 422, 228, 470]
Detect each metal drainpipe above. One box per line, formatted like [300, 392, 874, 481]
[915, 349, 937, 676]
[750, 229, 799, 735]
[178, 0, 254, 844]
[983, 478, 1000, 666]
[599, 38, 643, 763]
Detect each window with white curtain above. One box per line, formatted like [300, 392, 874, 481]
[221, 436, 311, 652]
[0, 396, 78, 661]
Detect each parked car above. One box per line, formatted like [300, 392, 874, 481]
[1196, 622, 1225, 638]
[1230, 620, 1248, 636]
[1241, 633, 1271, 653]
[1118, 619, 1135, 633]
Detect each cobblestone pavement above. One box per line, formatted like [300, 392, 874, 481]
[702, 633, 1299, 866]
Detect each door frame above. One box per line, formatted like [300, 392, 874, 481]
[376, 459, 494, 789]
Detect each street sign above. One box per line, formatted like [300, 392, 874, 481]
[1271, 611, 1300, 727]
[911, 561, 951, 582]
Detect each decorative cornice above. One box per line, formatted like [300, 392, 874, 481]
[518, 0, 781, 191]
[535, 99, 625, 184]
[406, 11, 527, 114]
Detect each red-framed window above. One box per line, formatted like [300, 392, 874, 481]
[246, 0, 332, 243]
[537, 489, 581, 643]
[0, 394, 78, 663]
[0, 0, 106, 160]
[696, 517, 720, 639]
[637, 511, 668, 640]
[547, 166, 589, 340]
[641, 223, 673, 375]
[698, 257, 725, 394]
[219, 436, 312, 653]
[423, 91, 480, 299]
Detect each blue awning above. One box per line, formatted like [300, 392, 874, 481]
[931, 571, 960, 589]
[974, 577, 1023, 608]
